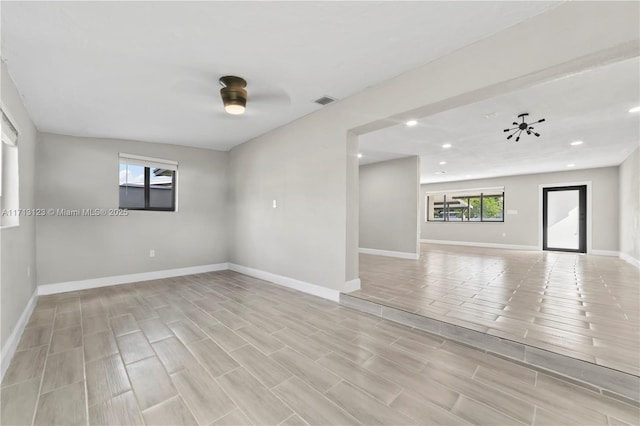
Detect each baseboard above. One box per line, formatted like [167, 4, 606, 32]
[38, 263, 229, 296]
[1, 289, 38, 381]
[37, 261, 344, 303]
[344, 278, 361, 293]
[359, 248, 419, 260]
[591, 249, 619, 257]
[228, 263, 341, 302]
[420, 239, 538, 251]
[620, 252, 640, 269]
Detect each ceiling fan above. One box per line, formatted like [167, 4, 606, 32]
[217, 74, 291, 116]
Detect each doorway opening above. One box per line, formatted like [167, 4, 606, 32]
[542, 185, 587, 253]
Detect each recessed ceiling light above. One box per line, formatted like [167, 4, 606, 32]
[464, 175, 472, 178]
[629, 106, 640, 113]
[439, 161, 447, 165]
[570, 141, 583, 146]
[567, 164, 575, 168]
[406, 120, 418, 127]
[357, 153, 363, 158]
[442, 144, 452, 149]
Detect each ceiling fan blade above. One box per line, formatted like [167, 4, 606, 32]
[248, 86, 292, 109]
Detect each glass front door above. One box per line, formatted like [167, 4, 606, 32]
[543, 185, 587, 253]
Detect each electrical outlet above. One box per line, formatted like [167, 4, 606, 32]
[149, 249, 155, 258]
[272, 199, 277, 208]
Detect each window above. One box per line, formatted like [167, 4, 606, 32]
[426, 187, 504, 222]
[1, 107, 19, 227]
[119, 153, 177, 211]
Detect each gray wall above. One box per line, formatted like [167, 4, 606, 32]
[228, 116, 351, 290]
[1, 62, 38, 349]
[420, 167, 619, 251]
[360, 156, 419, 254]
[619, 147, 640, 262]
[35, 133, 228, 285]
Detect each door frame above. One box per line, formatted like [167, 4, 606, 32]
[542, 185, 587, 253]
[538, 181, 592, 253]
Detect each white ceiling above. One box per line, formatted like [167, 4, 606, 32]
[0, 1, 559, 150]
[359, 57, 640, 183]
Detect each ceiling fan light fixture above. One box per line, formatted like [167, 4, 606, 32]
[219, 76, 247, 115]
[224, 104, 246, 115]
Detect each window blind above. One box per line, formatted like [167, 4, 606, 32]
[119, 153, 178, 171]
[425, 186, 504, 196]
[1, 109, 18, 146]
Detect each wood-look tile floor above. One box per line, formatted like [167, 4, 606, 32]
[2, 270, 639, 425]
[353, 244, 640, 376]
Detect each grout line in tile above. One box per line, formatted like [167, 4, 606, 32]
[80, 299, 89, 426]
[471, 365, 480, 380]
[321, 378, 344, 396]
[31, 305, 58, 426]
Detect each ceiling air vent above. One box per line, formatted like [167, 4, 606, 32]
[313, 96, 336, 106]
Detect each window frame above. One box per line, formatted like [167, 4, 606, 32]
[426, 189, 505, 223]
[119, 154, 178, 212]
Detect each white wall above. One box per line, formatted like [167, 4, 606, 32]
[619, 147, 640, 264]
[1, 61, 38, 349]
[420, 167, 619, 252]
[360, 156, 419, 255]
[35, 133, 228, 285]
[229, 2, 639, 291]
